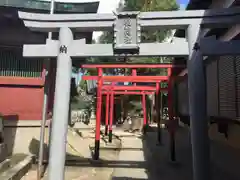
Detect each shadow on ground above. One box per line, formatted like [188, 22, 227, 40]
[2, 115, 19, 157]
[140, 126, 240, 180]
[28, 138, 89, 163]
[27, 126, 240, 180]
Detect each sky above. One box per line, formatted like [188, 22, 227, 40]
[95, 0, 189, 12]
[43, 0, 121, 39]
[93, 0, 121, 39]
[178, 0, 189, 9]
[93, 0, 189, 39]
[43, 0, 189, 12]
[43, 0, 189, 39]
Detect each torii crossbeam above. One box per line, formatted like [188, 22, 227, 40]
[82, 75, 169, 82]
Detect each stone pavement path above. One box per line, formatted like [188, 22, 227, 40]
[111, 126, 240, 180]
[111, 137, 148, 180]
[21, 126, 240, 180]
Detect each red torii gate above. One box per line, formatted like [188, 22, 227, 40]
[101, 85, 167, 140]
[81, 64, 183, 160]
[102, 88, 154, 141]
[102, 88, 157, 139]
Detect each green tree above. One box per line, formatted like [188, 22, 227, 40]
[86, 0, 179, 75]
[82, 0, 179, 122]
[84, 0, 179, 77]
[91, 0, 179, 76]
[123, 0, 179, 75]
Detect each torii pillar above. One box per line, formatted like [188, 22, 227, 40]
[187, 24, 210, 180]
[48, 27, 73, 180]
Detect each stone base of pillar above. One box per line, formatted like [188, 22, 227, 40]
[89, 110, 96, 127]
[89, 117, 96, 124]
[0, 143, 6, 163]
[89, 120, 96, 130]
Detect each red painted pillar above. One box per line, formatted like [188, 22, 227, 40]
[168, 68, 174, 126]
[167, 68, 176, 162]
[94, 68, 103, 160]
[109, 88, 114, 143]
[142, 92, 147, 134]
[132, 69, 137, 86]
[105, 92, 110, 136]
[155, 82, 162, 144]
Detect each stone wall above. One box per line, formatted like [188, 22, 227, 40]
[179, 121, 240, 149]
[2, 120, 91, 159]
[3, 126, 50, 157]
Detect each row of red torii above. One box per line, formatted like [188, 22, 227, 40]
[81, 64, 184, 161]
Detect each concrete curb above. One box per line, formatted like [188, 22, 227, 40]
[0, 159, 10, 173]
[0, 156, 33, 180]
[0, 144, 7, 163]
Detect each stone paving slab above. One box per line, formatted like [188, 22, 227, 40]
[111, 126, 240, 180]
[1, 156, 32, 180]
[120, 137, 143, 149]
[111, 137, 148, 180]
